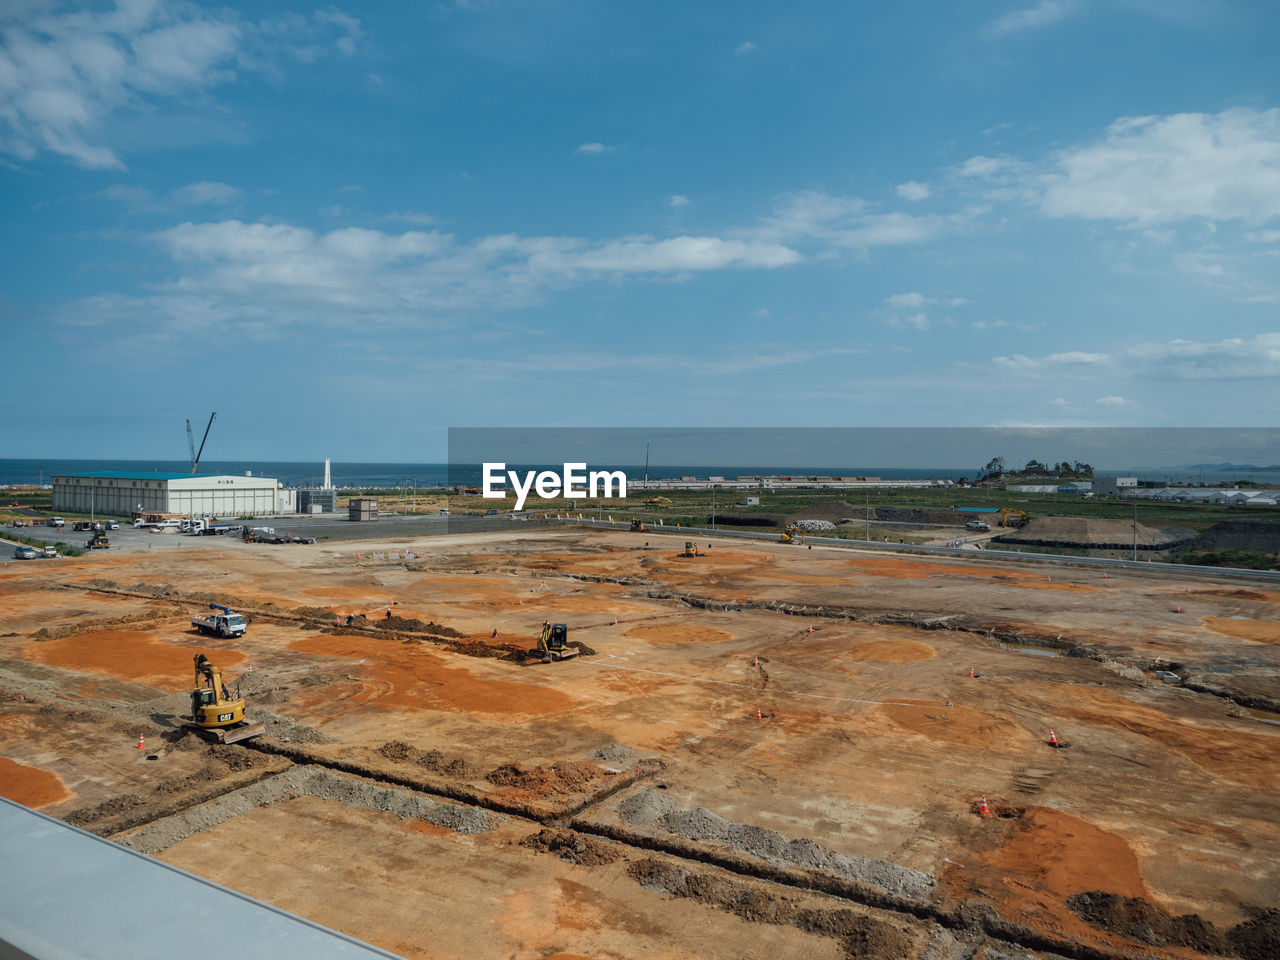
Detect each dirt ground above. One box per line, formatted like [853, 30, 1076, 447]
[2, 526, 1278, 960]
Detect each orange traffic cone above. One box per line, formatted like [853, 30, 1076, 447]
[1185, 588, 1190, 594]
[968, 666, 975, 679]
[755, 708, 764, 720]
[613, 616, 618, 626]
[1175, 605, 1182, 614]
[978, 795, 989, 816]
[752, 657, 759, 667]
[1049, 729, 1060, 747]
[137, 734, 145, 750]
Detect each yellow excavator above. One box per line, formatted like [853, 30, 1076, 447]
[630, 519, 646, 531]
[189, 653, 265, 743]
[998, 508, 1030, 528]
[534, 621, 578, 663]
[680, 540, 704, 557]
[780, 526, 806, 544]
[644, 496, 672, 506]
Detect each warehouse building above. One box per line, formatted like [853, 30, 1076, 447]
[52, 471, 296, 517]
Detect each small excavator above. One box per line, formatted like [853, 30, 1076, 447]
[188, 653, 265, 743]
[680, 540, 705, 557]
[533, 621, 577, 663]
[630, 519, 646, 532]
[997, 508, 1030, 528]
[780, 526, 806, 544]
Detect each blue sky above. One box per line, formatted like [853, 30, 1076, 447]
[2, 0, 1278, 460]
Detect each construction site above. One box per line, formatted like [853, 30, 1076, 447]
[2, 524, 1279, 960]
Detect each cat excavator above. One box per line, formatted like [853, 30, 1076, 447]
[780, 526, 806, 544]
[188, 653, 265, 743]
[533, 620, 578, 663]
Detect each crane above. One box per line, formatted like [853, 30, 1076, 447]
[187, 412, 216, 473]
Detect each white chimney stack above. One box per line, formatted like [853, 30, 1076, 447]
[324, 458, 331, 489]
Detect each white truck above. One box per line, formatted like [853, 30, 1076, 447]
[191, 603, 248, 638]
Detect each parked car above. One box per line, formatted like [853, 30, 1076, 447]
[964, 519, 991, 532]
[13, 545, 38, 560]
[105, 520, 119, 530]
[73, 521, 94, 531]
[12, 519, 26, 527]
[50, 516, 65, 528]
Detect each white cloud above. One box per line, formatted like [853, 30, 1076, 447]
[734, 41, 757, 55]
[1050, 397, 1068, 407]
[886, 292, 925, 309]
[1095, 395, 1126, 407]
[988, 1, 1075, 36]
[386, 211, 436, 225]
[895, 181, 931, 202]
[992, 350, 1108, 372]
[993, 334, 1280, 380]
[1247, 230, 1280, 243]
[575, 142, 611, 154]
[97, 179, 242, 210]
[952, 154, 1029, 182]
[888, 312, 930, 331]
[744, 191, 980, 250]
[1036, 109, 1280, 225]
[668, 194, 690, 207]
[0, 1, 361, 168]
[169, 181, 242, 206]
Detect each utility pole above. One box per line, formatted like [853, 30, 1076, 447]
[644, 443, 650, 486]
[865, 489, 870, 540]
[1132, 497, 1137, 562]
[711, 487, 716, 529]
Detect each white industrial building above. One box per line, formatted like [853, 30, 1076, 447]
[52, 471, 296, 517]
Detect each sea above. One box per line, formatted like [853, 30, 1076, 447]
[2, 459, 1274, 489]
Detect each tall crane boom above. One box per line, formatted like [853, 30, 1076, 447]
[192, 412, 216, 473]
[186, 420, 196, 466]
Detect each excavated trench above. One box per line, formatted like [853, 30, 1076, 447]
[83, 733, 1172, 960]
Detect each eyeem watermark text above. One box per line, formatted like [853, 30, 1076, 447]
[483, 463, 627, 511]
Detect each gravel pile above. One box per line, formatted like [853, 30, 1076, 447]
[117, 765, 497, 855]
[619, 795, 934, 902]
[617, 787, 675, 827]
[594, 743, 641, 765]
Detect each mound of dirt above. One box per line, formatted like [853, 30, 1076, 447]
[377, 740, 479, 778]
[995, 517, 1186, 549]
[618, 787, 675, 826]
[1068, 892, 1280, 958]
[1066, 891, 1223, 952]
[485, 760, 604, 796]
[1172, 518, 1280, 556]
[520, 827, 622, 865]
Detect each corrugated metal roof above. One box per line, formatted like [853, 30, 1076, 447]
[54, 470, 219, 480]
[0, 798, 404, 960]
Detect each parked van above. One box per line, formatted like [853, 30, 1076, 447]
[149, 519, 183, 531]
[50, 517, 65, 528]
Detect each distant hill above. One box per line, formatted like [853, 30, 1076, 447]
[1173, 463, 1280, 472]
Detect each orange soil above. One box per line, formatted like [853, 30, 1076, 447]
[1200, 616, 1280, 645]
[844, 556, 1042, 581]
[875, 703, 1033, 750]
[1038, 683, 1280, 789]
[624, 624, 735, 644]
[1008, 581, 1100, 594]
[301, 587, 398, 600]
[944, 806, 1151, 949]
[289, 633, 573, 717]
[23, 629, 246, 691]
[848, 639, 936, 662]
[0, 756, 72, 808]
